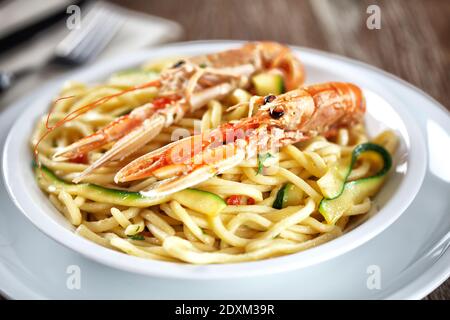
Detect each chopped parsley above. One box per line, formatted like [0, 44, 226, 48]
[127, 234, 145, 241]
[257, 153, 273, 175]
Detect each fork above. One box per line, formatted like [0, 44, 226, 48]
[0, 4, 124, 93]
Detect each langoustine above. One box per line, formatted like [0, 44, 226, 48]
[114, 82, 366, 197]
[51, 42, 305, 183]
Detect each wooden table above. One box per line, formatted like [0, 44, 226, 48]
[111, 0, 450, 300]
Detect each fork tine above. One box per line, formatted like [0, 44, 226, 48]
[73, 12, 124, 63]
[54, 4, 124, 64]
[54, 7, 106, 58]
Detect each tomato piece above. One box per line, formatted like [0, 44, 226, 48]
[141, 231, 153, 237]
[226, 195, 242, 205]
[226, 195, 255, 205]
[69, 153, 88, 164]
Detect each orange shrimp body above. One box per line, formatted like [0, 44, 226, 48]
[50, 42, 304, 183]
[114, 82, 365, 197]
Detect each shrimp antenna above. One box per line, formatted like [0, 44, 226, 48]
[33, 79, 161, 167]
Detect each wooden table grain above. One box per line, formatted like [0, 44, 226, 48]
[111, 0, 450, 300]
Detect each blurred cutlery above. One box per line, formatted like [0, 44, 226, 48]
[0, 3, 124, 93]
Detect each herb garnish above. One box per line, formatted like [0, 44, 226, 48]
[257, 153, 273, 175]
[128, 234, 145, 241]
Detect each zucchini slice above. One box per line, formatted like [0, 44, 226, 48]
[251, 72, 285, 96]
[273, 183, 304, 209]
[108, 70, 159, 87]
[35, 165, 225, 215]
[36, 165, 169, 207]
[317, 158, 351, 199]
[318, 143, 392, 224]
[172, 188, 226, 216]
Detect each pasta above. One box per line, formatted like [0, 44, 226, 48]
[32, 59, 398, 265]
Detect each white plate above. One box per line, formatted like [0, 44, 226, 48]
[0, 41, 448, 299]
[2, 41, 427, 279]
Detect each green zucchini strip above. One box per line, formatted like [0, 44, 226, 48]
[35, 165, 169, 207]
[318, 143, 392, 224]
[34, 165, 226, 215]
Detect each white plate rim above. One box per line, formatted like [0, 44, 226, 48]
[2, 40, 429, 280]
